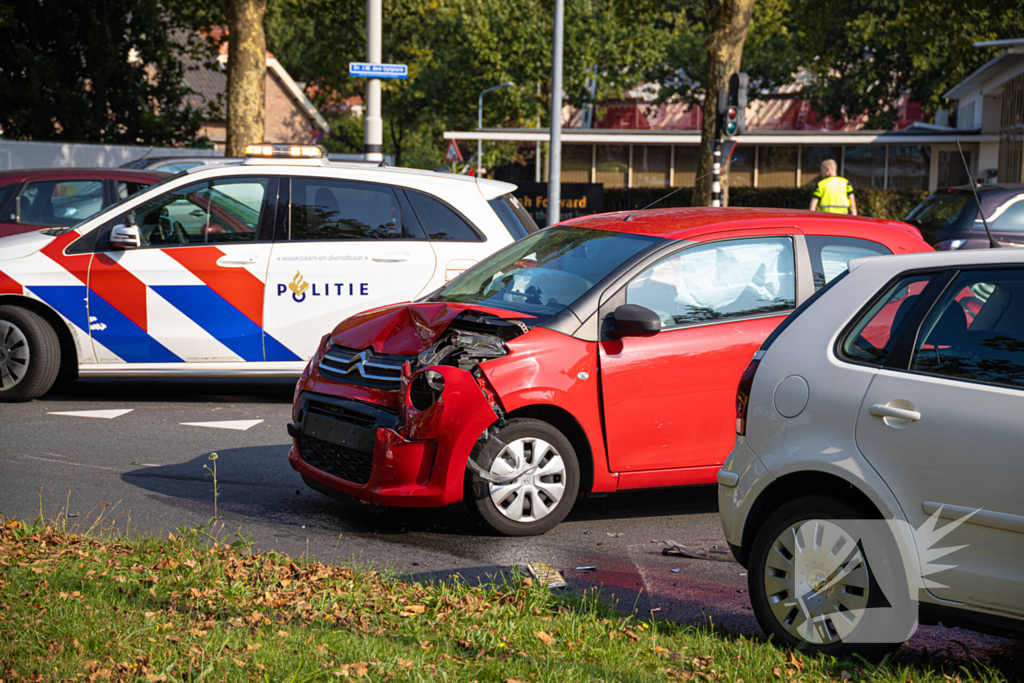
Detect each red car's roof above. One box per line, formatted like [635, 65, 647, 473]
[562, 207, 922, 243]
[0, 168, 170, 183]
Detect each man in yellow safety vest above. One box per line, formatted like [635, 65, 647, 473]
[809, 159, 857, 215]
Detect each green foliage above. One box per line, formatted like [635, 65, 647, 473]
[0, 0, 208, 145]
[604, 186, 928, 220]
[789, 0, 1024, 126]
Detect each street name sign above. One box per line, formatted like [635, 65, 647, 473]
[348, 62, 409, 79]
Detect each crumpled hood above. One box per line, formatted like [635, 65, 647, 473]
[0, 229, 58, 261]
[330, 302, 533, 355]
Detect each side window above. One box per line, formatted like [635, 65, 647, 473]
[990, 201, 1024, 233]
[839, 274, 935, 366]
[625, 237, 795, 328]
[910, 269, 1024, 388]
[291, 178, 405, 240]
[0, 183, 19, 220]
[488, 193, 538, 239]
[131, 177, 268, 247]
[408, 190, 484, 242]
[19, 180, 105, 226]
[116, 181, 151, 200]
[806, 236, 891, 290]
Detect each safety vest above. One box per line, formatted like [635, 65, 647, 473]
[813, 176, 853, 214]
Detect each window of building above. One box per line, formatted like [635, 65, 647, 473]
[594, 145, 629, 189]
[673, 146, 698, 187]
[887, 146, 930, 190]
[757, 146, 798, 188]
[560, 144, 593, 184]
[727, 145, 755, 188]
[801, 146, 842, 188]
[844, 146, 885, 190]
[632, 145, 670, 188]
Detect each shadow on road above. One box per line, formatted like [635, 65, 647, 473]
[43, 378, 298, 404]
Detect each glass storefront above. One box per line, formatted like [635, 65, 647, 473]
[800, 145, 842, 187]
[632, 145, 671, 188]
[758, 146, 798, 188]
[595, 145, 629, 188]
[727, 145, 755, 188]
[887, 146, 930, 190]
[844, 146, 886, 190]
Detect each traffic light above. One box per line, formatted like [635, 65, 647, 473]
[726, 72, 748, 137]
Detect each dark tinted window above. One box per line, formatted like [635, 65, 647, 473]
[291, 178, 405, 240]
[116, 181, 152, 200]
[806, 236, 891, 290]
[840, 274, 935, 366]
[911, 269, 1024, 388]
[408, 190, 482, 242]
[0, 183, 19, 219]
[990, 201, 1024, 233]
[488, 193, 538, 239]
[905, 191, 974, 232]
[626, 237, 796, 328]
[19, 179, 105, 226]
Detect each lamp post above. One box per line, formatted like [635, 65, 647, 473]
[478, 81, 514, 175]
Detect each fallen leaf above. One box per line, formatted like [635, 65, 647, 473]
[535, 631, 554, 646]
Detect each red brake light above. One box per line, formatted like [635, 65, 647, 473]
[736, 352, 762, 436]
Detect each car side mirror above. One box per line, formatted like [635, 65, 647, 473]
[109, 222, 141, 249]
[610, 304, 662, 338]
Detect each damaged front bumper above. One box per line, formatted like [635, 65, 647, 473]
[288, 364, 501, 507]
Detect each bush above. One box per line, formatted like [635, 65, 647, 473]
[603, 186, 928, 220]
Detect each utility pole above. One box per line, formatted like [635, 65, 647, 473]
[363, 0, 383, 163]
[712, 91, 726, 207]
[546, 0, 564, 227]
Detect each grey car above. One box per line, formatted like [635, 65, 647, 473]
[719, 247, 1024, 658]
[905, 183, 1024, 250]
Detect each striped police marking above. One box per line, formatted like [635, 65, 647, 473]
[26, 285, 91, 334]
[152, 285, 266, 362]
[86, 293, 181, 363]
[164, 247, 265, 328]
[265, 332, 301, 362]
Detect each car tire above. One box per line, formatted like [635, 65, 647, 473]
[748, 495, 902, 661]
[0, 305, 60, 403]
[464, 418, 579, 536]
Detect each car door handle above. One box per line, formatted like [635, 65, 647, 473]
[216, 254, 258, 267]
[372, 252, 409, 263]
[869, 403, 921, 422]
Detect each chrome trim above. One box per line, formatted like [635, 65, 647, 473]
[318, 347, 405, 383]
[923, 502, 1024, 534]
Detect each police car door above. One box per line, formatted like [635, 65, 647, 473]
[86, 176, 277, 364]
[262, 176, 437, 362]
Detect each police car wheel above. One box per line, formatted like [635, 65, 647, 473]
[465, 418, 579, 536]
[0, 306, 61, 403]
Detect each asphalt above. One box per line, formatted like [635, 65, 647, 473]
[0, 377, 1020, 673]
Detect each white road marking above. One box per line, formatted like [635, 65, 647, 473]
[47, 409, 134, 420]
[179, 419, 264, 431]
[15, 454, 120, 472]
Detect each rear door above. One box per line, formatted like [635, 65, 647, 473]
[854, 267, 1024, 612]
[86, 175, 276, 364]
[262, 177, 436, 362]
[599, 235, 798, 483]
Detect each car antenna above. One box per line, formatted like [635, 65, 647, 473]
[957, 139, 999, 248]
[623, 154, 736, 221]
[378, 142, 394, 168]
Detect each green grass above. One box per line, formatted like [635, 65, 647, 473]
[0, 517, 1011, 683]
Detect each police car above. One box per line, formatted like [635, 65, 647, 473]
[0, 144, 537, 402]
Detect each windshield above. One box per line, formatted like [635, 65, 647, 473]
[905, 191, 975, 239]
[431, 225, 661, 322]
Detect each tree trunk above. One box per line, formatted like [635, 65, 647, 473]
[692, 0, 754, 207]
[224, 0, 268, 157]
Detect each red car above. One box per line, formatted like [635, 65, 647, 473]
[0, 168, 170, 238]
[288, 208, 930, 535]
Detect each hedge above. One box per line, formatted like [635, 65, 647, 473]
[603, 186, 929, 221]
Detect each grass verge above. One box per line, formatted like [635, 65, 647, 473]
[0, 517, 1010, 682]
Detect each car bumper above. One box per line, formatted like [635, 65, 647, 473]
[717, 437, 774, 559]
[288, 365, 500, 507]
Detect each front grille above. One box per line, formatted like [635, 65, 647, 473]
[305, 399, 377, 428]
[318, 346, 411, 389]
[296, 433, 374, 485]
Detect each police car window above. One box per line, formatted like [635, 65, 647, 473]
[626, 237, 796, 328]
[806, 236, 890, 290]
[19, 180, 105, 226]
[291, 178, 404, 240]
[408, 190, 483, 242]
[132, 177, 267, 247]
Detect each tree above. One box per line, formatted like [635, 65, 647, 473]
[0, 0, 204, 145]
[224, 0, 269, 155]
[790, 0, 1024, 127]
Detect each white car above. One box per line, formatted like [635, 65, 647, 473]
[0, 145, 537, 401]
[719, 247, 1024, 658]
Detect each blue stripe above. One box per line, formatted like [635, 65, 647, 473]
[86, 294, 182, 363]
[27, 286, 90, 334]
[152, 285, 266, 362]
[264, 332, 301, 362]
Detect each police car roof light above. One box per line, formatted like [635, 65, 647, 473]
[244, 144, 325, 159]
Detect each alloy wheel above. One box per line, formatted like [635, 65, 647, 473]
[487, 437, 566, 523]
[0, 320, 30, 390]
[762, 518, 871, 644]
